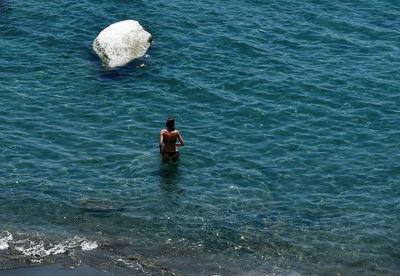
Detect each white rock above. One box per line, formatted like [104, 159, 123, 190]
[93, 20, 152, 68]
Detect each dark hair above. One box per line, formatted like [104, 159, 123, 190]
[166, 117, 175, 131]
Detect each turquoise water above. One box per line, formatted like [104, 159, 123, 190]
[1, 0, 399, 274]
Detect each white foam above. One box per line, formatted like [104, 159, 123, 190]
[81, 240, 98, 251]
[115, 257, 142, 270]
[14, 239, 46, 256]
[14, 236, 98, 257]
[0, 231, 13, 250]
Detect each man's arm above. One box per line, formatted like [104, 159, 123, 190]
[159, 130, 164, 154]
[176, 131, 184, 147]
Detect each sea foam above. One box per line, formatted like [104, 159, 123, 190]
[0, 231, 13, 250]
[13, 235, 98, 257]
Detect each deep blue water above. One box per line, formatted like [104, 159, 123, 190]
[0, 0, 399, 275]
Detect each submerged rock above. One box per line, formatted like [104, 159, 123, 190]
[93, 20, 152, 68]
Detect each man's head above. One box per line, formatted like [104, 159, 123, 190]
[166, 117, 175, 130]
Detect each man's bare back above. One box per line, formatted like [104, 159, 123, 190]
[159, 118, 184, 162]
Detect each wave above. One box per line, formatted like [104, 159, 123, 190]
[0, 231, 97, 260]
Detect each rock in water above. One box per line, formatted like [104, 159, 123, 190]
[93, 20, 152, 68]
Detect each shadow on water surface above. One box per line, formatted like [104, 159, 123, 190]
[101, 62, 148, 81]
[0, 1, 11, 35]
[87, 51, 149, 81]
[77, 199, 129, 217]
[158, 162, 185, 198]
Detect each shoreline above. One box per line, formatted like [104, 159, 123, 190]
[0, 264, 116, 276]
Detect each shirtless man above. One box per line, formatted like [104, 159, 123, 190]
[159, 118, 184, 162]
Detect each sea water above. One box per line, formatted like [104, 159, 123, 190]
[0, 0, 399, 275]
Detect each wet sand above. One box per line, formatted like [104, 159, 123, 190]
[0, 264, 116, 276]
